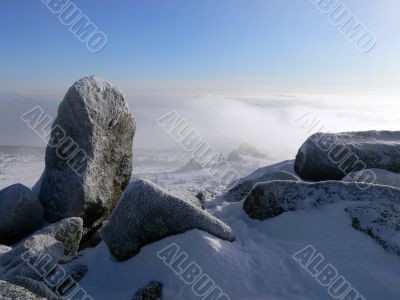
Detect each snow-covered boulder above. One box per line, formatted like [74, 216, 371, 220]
[343, 168, 400, 189]
[294, 131, 400, 181]
[225, 171, 299, 202]
[243, 180, 400, 220]
[0, 234, 64, 282]
[39, 76, 136, 236]
[33, 217, 83, 257]
[0, 280, 40, 300]
[132, 281, 163, 300]
[0, 184, 44, 245]
[101, 179, 235, 261]
[346, 202, 400, 256]
[7, 276, 65, 300]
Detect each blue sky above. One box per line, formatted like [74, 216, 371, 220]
[1, 0, 399, 91]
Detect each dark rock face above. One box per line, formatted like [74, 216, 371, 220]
[101, 179, 235, 261]
[132, 281, 163, 300]
[225, 171, 299, 202]
[294, 131, 400, 181]
[0, 184, 44, 245]
[39, 76, 135, 236]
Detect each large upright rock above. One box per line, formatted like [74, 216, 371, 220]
[101, 179, 235, 261]
[294, 131, 400, 181]
[39, 76, 135, 235]
[0, 184, 44, 245]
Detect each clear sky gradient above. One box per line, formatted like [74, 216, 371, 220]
[1, 0, 399, 92]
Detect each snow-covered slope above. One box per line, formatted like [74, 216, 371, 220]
[2, 146, 400, 300]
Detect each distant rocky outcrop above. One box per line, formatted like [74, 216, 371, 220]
[39, 76, 136, 237]
[102, 179, 235, 261]
[0, 184, 44, 245]
[174, 158, 203, 173]
[227, 143, 269, 161]
[225, 171, 299, 202]
[294, 131, 400, 181]
[343, 168, 400, 189]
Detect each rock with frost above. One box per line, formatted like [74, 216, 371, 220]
[0, 184, 44, 245]
[343, 168, 400, 189]
[34, 217, 83, 256]
[294, 131, 400, 181]
[225, 171, 299, 202]
[8, 276, 65, 300]
[0, 280, 40, 300]
[0, 234, 64, 281]
[169, 189, 204, 209]
[243, 180, 400, 220]
[101, 179, 235, 261]
[39, 76, 136, 235]
[346, 202, 400, 256]
[132, 281, 163, 300]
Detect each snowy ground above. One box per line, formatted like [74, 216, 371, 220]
[1, 146, 400, 299]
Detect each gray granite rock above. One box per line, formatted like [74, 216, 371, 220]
[34, 217, 83, 257]
[243, 180, 400, 220]
[0, 184, 44, 245]
[101, 179, 235, 261]
[0, 234, 64, 282]
[0, 280, 40, 300]
[346, 202, 400, 256]
[294, 131, 400, 181]
[39, 76, 136, 236]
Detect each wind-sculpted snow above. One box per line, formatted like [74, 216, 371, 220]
[101, 179, 235, 261]
[0, 184, 44, 245]
[225, 171, 299, 202]
[295, 131, 400, 181]
[244, 180, 400, 256]
[39, 76, 136, 236]
[343, 168, 400, 189]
